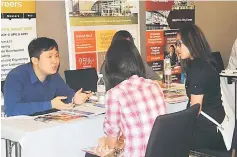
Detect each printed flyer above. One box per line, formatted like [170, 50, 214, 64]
[1, 0, 37, 80]
[66, 0, 140, 71]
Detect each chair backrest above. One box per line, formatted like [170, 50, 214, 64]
[1, 80, 5, 95]
[145, 104, 200, 157]
[64, 68, 98, 92]
[211, 51, 224, 73]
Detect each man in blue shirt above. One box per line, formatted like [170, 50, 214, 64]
[4, 37, 91, 116]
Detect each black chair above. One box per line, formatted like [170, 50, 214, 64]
[193, 121, 237, 157]
[212, 51, 225, 73]
[64, 68, 98, 92]
[1, 80, 5, 95]
[145, 104, 200, 157]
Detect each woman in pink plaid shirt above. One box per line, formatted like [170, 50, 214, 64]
[101, 40, 167, 157]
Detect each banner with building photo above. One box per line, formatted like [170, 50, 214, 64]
[1, 0, 37, 81]
[145, 0, 194, 82]
[65, 0, 140, 71]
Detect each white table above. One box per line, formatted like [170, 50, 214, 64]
[220, 76, 236, 119]
[1, 115, 105, 157]
[166, 101, 187, 114]
[1, 101, 187, 157]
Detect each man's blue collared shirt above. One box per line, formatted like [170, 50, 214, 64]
[4, 63, 75, 116]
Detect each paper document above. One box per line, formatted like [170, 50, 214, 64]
[34, 112, 83, 123]
[163, 83, 188, 104]
[62, 103, 106, 117]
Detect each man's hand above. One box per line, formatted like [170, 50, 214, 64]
[73, 88, 92, 105]
[51, 96, 73, 109]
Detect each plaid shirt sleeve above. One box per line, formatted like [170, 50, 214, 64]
[154, 83, 167, 115]
[103, 89, 121, 137]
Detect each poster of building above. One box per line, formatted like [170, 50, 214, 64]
[65, 0, 140, 71]
[1, 0, 37, 81]
[145, 0, 194, 82]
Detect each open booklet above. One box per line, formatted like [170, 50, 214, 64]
[33, 111, 84, 123]
[61, 103, 106, 117]
[82, 146, 123, 157]
[34, 103, 106, 123]
[82, 147, 103, 156]
[82, 136, 124, 157]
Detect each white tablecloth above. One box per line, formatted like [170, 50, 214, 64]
[1, 101, 187, 157]
[220, 77, 236, 119]
[1, 115, 105, 157]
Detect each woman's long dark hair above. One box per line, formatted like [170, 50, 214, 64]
[178, 24, 218, 72]
[111, 30, 134, 44]
[104, 40, 145, 90]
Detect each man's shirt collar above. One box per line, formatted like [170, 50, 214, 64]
[28, 63, 52, 84]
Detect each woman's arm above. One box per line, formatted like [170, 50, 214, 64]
[190, 94, 204, 113]
[103, 89, 121, 148]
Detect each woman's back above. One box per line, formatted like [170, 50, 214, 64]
[104, 75, 166, 157]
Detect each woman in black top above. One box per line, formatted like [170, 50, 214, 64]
[175, 24, 225, 149]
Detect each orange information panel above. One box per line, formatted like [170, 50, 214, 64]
[75, 53, 97, 70]
[146, 30, 164, 46]
[146, 46, 164, 62]
[74, 31, 96, 53]
[147, 54, 164, 62]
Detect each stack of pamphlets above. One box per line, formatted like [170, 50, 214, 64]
[163, 83, 188, 104]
